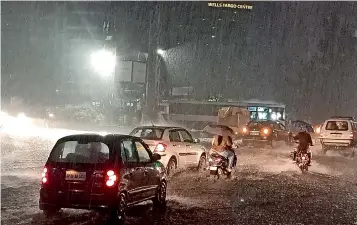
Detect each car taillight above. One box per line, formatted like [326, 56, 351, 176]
[154, 143, 167, 153]
[105, 170, 117, 187]
[42, 167, 48, 184]
[261, 128, 271, 136]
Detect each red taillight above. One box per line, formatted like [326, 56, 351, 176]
[260, 127, 271, 136]
[105, 170, 117, 187]
[154, 143, 167, 153]
[42, 167, 48, 184]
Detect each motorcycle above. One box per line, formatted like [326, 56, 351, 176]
[208, 151, 237, 179]
[291, 147, 309, 173]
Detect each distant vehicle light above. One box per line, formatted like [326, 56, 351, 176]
[263, 128, 269, 135]
[99, 131, 108, 136]
[17, 112, 26, 119]
[242, 127, 248, 133]
[48, 113, 54, 118]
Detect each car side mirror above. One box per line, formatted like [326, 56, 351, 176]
[151, 153, 161, 162]
[194, 138, 200, 143]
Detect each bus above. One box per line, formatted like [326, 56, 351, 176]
[158, 99, 286, 130]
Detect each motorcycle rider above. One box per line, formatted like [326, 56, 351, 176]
[293, 128, 313, 166]
[210, 135, 235, 172]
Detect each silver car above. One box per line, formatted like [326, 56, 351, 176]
[130, 126, 207, 175]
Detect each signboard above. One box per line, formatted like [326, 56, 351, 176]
[116, 61, 133, 82]
[132, 62, 147, 84]
[208, 2, 253, 10]
[171, 86, 193, 96]
[116, 60, 147, 84]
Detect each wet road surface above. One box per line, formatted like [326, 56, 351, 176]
[2, 133, 357, 225]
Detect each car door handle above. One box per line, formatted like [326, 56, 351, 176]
[173, 144, 177, 146]
[186, 145, 191, 147]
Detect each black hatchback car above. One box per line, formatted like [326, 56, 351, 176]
[241, 120, 292, 147]
[39, 134, 167, 221]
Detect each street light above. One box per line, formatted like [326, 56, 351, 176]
[90, 49, 116, 77]
[157, 48, 165, 56]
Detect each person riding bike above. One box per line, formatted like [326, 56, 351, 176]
[293, 128, 313, 166]
[210, 135, 235, 172]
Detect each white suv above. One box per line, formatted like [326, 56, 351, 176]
[129, 126, 207, 175]
[319, 117, 357, 154]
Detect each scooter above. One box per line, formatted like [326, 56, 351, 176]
[208, 151, 237, 179]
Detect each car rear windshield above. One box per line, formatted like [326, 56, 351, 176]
[248, 122, 273, 129]
[130, 128, 165, 140]
[325, 121, 349, 131]
[49, 140, 111, 164]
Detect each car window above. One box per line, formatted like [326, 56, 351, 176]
[130, 128, 164, 140]
[49, 141, 110, 164]
[179, 130, 194, 142]
[352, 123, 357, 131]
[135, 141, 151, 163]
[169, 130, 181, 142]
[325, 121, 349, 131]
[121, 140, 138, 163]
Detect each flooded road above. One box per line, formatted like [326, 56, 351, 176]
[2, 132, 357, 225]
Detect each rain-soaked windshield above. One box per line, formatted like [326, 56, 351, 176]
[49, 141, 110, 164]
[2, 1, 357, 225]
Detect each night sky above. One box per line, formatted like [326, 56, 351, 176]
[1, 2, 357, 122]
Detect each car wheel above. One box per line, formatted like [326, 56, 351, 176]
[153, 181, 167, 210]
[197, 154, 206, 172]
[110, 193, 127, 224]
[166, 158, 177, 176]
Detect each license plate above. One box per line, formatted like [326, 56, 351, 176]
[250, 132, 259, 136]
[65, 170, 86, 181]
[210, 166, 217, 171]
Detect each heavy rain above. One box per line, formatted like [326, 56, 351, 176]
[1, 1, 357, 225]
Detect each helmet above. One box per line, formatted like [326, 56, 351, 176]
[299, 126, 308, 132]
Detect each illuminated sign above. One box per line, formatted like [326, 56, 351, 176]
[208, 2, 253, 10]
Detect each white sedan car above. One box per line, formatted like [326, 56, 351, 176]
[130, 126, 207, 175]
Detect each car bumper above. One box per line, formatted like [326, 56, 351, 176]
[39, 187, 117, 210]
[242, 136, 272, 144]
